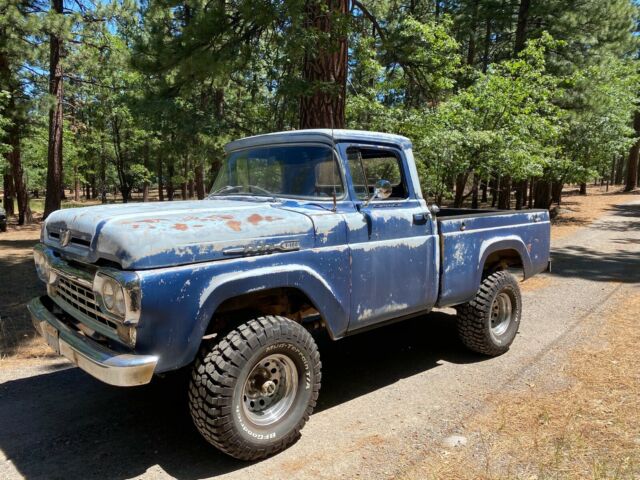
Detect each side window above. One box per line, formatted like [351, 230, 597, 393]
[347, 147, 408, 201]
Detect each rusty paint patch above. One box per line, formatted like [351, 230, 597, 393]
[173, 223, 189, 231]
[226, 220, 242, 232]
[247, 213, 263, 225]
[132, 224, 140, 229]
[121, 218, 165, 225]
[139, 218, 164, 224]
[247, 213, 282, 225]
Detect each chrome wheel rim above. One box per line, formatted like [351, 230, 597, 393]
[490, 292, 513, 336]
[242, 353, 298, 426]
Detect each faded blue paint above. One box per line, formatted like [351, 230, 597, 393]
[436, 209, 550, 306]
[35, 129, 551, 374]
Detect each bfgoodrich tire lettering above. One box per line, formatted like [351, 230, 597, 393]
[456, 271, 522, 356]
[188, 316, 321, 460]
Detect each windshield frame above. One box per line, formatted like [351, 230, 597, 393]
[209, 142, 348, 202]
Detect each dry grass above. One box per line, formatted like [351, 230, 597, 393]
[0, 222, 54, 363]
[520, 274, 555, 292]
[396, 288, 640, 480]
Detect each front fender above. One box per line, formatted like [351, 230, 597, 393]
[135, 250, 349, 372]
[195, 264, 348, 340]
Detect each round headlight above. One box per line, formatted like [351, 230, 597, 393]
[102, 279, 116, 310]
[114, 287, 126, 317]
[34, 251, 49, 282]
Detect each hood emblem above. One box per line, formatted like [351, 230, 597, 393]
[59, 229, 72, 247]
[224, 240, 300, 257]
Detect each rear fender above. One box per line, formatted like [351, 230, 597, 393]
[438, 235, 533, 307]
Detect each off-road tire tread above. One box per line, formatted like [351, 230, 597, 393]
[456, 271, 521, 356]
[189, 316, 321, 461]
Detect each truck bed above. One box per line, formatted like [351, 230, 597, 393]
[436, 208, 551, 307]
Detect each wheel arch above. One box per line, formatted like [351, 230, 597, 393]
[186, 265, 348, 363]
[478, 237, 533, 282]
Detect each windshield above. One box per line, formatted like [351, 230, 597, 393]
[210, 144, 344, 200]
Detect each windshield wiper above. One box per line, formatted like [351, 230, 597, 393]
[210, 185, 275, 197]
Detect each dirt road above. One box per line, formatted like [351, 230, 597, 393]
[1, 199, 639, 480]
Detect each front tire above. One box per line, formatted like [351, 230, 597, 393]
[456, 271, 522, 356]
[189, 316, 321, 460]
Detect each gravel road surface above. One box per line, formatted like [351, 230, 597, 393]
[1, 200, 638, 480]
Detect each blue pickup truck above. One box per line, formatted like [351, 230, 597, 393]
[29, 129, 550, 460]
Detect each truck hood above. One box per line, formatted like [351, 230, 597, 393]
[43, 199, 315, 269]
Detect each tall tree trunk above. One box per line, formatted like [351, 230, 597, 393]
[453, 172, 468, 208]
[167, 159, 174, 201]
[579, 182, 587, 195]
[6, 109, 31, 224]
[142, 141, 149, 202]
[482, 15, 491, 73]
[299, 0, 348, 129]
[471, 173, 479, 209]
[157, 155, 164, 201]
[609, 156, 616, 187]
[528, 179, 535, 208]
[44, 0, 64, 218]
[466, 0, 479, 66]
[480, 177, 488, 203]
[514, 0, 530, 55]
[491, 176, 498, 207]
[551, 180, 563, 205]
[3, 174, 15, 216]
[534, 180, 552, 209]
[99, 137, 107, 203]
[1, 40, 31, 223]
[498, 175, 511, 209]
[514, 180, 524, 210]
[624, 110, 640, 192]
[195, 163, 205, 199]
[614, 155, 624, 184]
[73, 165, 79, 201]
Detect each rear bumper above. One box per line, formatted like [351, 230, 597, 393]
[28, 297, 158, 387]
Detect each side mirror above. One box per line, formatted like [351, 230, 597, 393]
[373, 179, 392, 200]
[429, 204, 440, 215]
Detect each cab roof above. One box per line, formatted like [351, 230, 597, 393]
[224, 129, 412, 152]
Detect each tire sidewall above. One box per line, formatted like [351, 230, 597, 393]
[231, 336, 316, 446]
[486, 275, 521, 348]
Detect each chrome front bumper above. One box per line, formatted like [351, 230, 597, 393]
[28, 297, 157, 387]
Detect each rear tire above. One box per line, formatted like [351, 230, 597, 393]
[188, 316, 321, 460]
[456, 271, 522, 356]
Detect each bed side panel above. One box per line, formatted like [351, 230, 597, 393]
[437, 210, 550, 307]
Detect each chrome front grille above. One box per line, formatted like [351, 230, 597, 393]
[54, 275, 119, 330]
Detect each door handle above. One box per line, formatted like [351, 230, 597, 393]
[413, 212, 428, 225]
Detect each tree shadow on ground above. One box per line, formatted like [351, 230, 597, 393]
[549, 202, 640, 284]
[0, 309, 484, 480]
